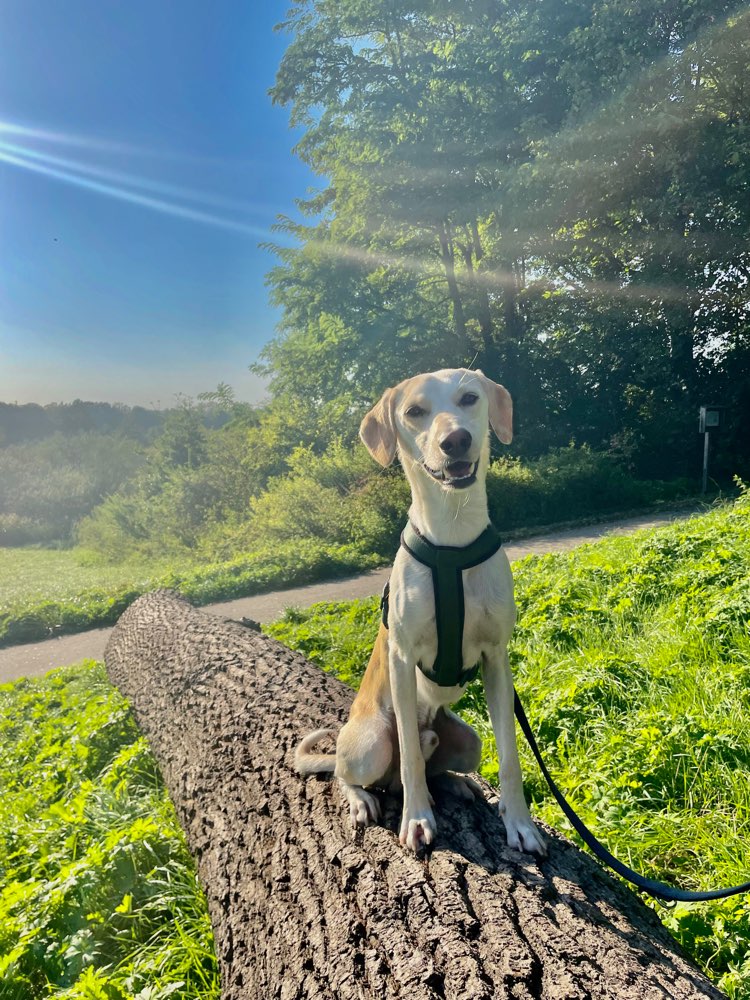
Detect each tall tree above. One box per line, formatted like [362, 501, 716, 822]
[262, 0, 750, 477]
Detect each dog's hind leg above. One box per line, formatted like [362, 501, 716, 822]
[334, 714, 393, 828]
[427, 708, 482, 774]
[426, 708, 483, 800]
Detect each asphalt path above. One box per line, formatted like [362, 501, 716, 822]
[0, 508, 697, 684]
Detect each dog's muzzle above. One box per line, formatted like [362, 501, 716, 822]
[422, 459, 478, 489]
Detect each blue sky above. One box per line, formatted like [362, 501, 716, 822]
[0, 1, 316, 406]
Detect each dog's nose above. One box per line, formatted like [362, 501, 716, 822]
[440, 429, 472, 457]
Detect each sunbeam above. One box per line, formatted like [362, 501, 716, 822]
[0, 147, 274, 240]
[0, 139, 275, 218]
[306, 236, 693, 305]
[0, 119, 148, 154]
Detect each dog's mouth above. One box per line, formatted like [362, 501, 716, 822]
[422, 460, 478, 489]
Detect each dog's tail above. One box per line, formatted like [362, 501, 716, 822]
[294, 728, 338, 775]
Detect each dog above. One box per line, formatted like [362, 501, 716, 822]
[295, 368, 546, 856]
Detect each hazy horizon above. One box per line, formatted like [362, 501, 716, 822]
[0, 353, 269, 408]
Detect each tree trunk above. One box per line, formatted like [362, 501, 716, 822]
[104, 590, 726, 1000]
[437, 221, 469, 343]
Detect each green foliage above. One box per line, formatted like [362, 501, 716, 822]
[265, 0, 750, 480]
[0, 661, 218, 998]
[267, 490, 750, 997]
[203, 439, 410, 561]
[486, 446, 693, 530]
[0, 434, 144, 547]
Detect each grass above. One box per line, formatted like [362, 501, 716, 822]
[1, 492, 749, 996]
[0, 661, 219, 999]
[0, 541, 381, 647]
[0, 549, 178, 610]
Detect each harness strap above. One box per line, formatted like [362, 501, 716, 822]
[514, 689, 750, 902]
[382, 520, 502, 688]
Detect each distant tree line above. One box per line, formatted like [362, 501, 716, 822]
[0, 393, 256, 547]
[0, 397, 240, 448]
[259, 0, 750, 481]
[0, 401, 163, 447]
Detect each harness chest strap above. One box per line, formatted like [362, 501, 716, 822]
[381, 520, 503, 688]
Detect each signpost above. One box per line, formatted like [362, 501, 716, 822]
[698, 406, 722, 494]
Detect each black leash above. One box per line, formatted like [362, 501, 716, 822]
[514, 690, 750, 902]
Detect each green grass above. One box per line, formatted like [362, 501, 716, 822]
[0, 541, 381, 647]
[0, 661, 219, 999]
[0, 549, 177, 610]
[267, 490, 750, 997]
[2, 494, 749, 996]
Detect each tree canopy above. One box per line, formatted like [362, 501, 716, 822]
[261, 0, 750, 478]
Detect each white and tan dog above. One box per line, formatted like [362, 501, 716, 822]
[295, 368, 546, 856]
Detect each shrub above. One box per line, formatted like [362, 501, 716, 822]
[0, 433, 144, 547]
[486, 445, 693, 531]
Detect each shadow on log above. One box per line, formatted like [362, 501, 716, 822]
[104, 590, 725, 1000]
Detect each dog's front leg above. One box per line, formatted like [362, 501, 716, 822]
[389, 645, 436, 851]
[482, 647, 547, 857]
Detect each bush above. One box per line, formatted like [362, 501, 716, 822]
[486, 446, 693, 531]
[0, 433, 144, 547]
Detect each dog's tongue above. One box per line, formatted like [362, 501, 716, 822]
[445, 461, 473, 479]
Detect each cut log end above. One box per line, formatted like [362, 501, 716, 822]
[105, 590, 725, 1000]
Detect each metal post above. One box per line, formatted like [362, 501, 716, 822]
[702, 430, 710, 495]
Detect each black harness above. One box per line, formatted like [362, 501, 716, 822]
[381, 519, 503, 687]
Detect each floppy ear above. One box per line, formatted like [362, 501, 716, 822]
[476, 370, 513, 444]
[359, 387, 397, 466]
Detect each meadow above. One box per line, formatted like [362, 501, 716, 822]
[1, 491, 749, 997]
[0, 541, 379, 648]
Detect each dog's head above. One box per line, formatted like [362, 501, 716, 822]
[359, 368, 512, 490]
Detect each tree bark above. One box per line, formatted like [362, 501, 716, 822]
[105, 590, 726, 1000]
[437, 221, 469, 343]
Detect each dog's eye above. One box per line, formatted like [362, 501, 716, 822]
[405, 404, 426, 419]
[459, 393, 478, 406]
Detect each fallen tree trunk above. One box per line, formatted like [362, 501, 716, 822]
[104, 590, 725, 1000]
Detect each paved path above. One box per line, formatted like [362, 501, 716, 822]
[0, 509, 696, 683]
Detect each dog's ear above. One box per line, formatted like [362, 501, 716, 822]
[360, 388, 397, 466]
[476, 370, 513, 444]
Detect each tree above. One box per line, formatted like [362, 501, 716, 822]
[105, 590, 727, 999]
[262, 0, 750, 478]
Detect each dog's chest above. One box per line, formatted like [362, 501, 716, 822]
[390, 548, 516, 696]
[461, 556, 517, 650]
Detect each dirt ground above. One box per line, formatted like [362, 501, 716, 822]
[0, 508, 697, 683]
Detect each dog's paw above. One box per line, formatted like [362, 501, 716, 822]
[500, 805, 547, 857]
[347, 787, 381, 829]
[399, 805, 436, 852]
